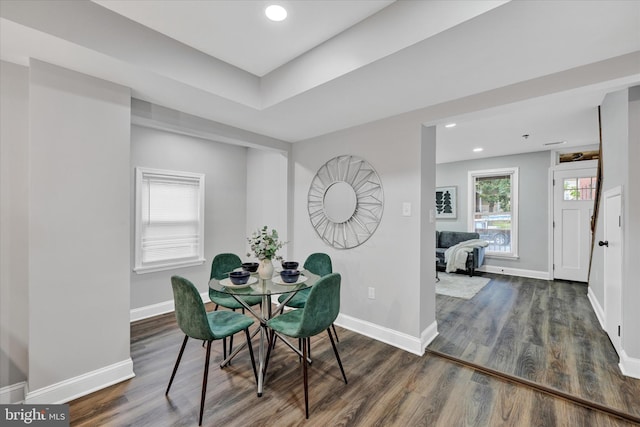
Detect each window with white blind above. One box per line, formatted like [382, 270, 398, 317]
[134, 167, 205, 274]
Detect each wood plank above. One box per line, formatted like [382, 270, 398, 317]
[69, 277, 640, 425]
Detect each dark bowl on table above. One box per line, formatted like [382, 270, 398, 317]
[281, 261, 299, 270]
[241, 262, 259, 272]
[280, 269, 300, 283]
[229, 270, 250, 285]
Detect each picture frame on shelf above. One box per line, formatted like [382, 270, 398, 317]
[435, 186, 457, 219]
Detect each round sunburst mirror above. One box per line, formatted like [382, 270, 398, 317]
[307, 155, 384, 249]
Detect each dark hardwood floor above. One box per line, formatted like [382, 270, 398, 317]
[69, 275, 640, 426]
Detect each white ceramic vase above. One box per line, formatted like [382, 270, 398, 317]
[258, 258, 274, 280]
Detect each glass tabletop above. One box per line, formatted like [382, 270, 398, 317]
[208, 270, 320, 296]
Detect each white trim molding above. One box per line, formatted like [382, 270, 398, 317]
[0, 382, 26, 404]
[24, 359, 134, 404]
[130, 291, 209, 322]
[420, 321, 439, 355]
[587, 286, 605, 330]
[477, 265, 549, 280]
[335, 313, 433, 356]
[619, 349, 640, 380]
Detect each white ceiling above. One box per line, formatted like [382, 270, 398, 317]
[1, 0, 639, 163]
[93, 0, 395, 76]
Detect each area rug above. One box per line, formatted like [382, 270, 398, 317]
[436, 273, 491, 300]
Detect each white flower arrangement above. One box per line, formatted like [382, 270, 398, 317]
[247, 226, 285, 261]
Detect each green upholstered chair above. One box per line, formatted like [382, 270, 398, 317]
[266, 273, 347, 419]
[277, 253, 338, 341]
[210, 253, 262, 357]
[166, 276, 257, 426]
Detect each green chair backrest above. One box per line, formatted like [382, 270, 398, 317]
[210, 253, 243, 280]
[303, 253, 332, 277]
[296, 273, 341, 337]
[171, 276, 215, 341]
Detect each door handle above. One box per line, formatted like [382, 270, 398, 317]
[598, 240, 609, 247]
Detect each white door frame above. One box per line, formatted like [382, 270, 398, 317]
[548, 159, 598, 280]
[603, 185, 623, 356]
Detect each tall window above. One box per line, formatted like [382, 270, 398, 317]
[134, 167, 205, 273]
[468, 167, 518, 258]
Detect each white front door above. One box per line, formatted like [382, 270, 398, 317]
[553, 168, 597, 282]
[603, 187, 622, 355]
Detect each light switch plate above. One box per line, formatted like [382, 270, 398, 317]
[402, 202, 411, 216]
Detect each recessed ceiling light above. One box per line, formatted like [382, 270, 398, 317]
[543, 140, 567, 146]
[445, 123, 456, 128]
[265, 5, 287, 21]
[473, 148, 483, 152]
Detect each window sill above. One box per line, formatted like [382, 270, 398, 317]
[485, 253, 519, 260]
[134, 258, 206, 274]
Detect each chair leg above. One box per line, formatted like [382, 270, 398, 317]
[263, 329, 277, 384]
[206, 302, 219, 349]
[166, 335, 189, 395]
[327, 328, 347, 384]
[199, 340, 213, 426]
[302, 337, 310, 419]
[245, 329, 258, 385]
[331, 323, 339, 342]
[223, 338, 227, 359]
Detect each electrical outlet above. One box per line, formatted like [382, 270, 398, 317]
[368, 287, 375, 299]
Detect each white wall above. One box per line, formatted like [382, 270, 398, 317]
[589, 86, 640, 377]
[246, 148, 289, 257]
[130, 125, 249, 309]
[0, 61, 29, 392]
[436, 151, 550, 274]
[626, 87, 640, 360]
[292, 114, 437, 352]
[26, 60, 133, 401]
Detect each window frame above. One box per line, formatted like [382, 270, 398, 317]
[467, 167, 519, 259]
[134, 167, 206, 274]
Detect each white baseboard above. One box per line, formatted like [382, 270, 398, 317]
[587, 286, 605, 330]
[335, 313, 427, 356]
[478, 265, 549, 280]
[619, 349, 640, 379]
[24, 358, 135, 404]
[586, 288, 640, 379]
[420, 321, 439, 354]
[130, 291, 209, 322]
[0, 381, 26, 404]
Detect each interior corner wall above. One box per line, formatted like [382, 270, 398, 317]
[420, 125, 437, 335]
[292, 114, 427, 342]
[0, 61, 29, 391]
[623, 86, 640, 358]
[435, 151, 550, 273]
[591, 86, 640, 366]
[130, 125, 249, 309]
[589, 90, 628, 309]
[246, 148, 289, 256]
[26, 60, 132, 401]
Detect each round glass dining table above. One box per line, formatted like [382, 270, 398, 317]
[208, 270, 320, 396]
